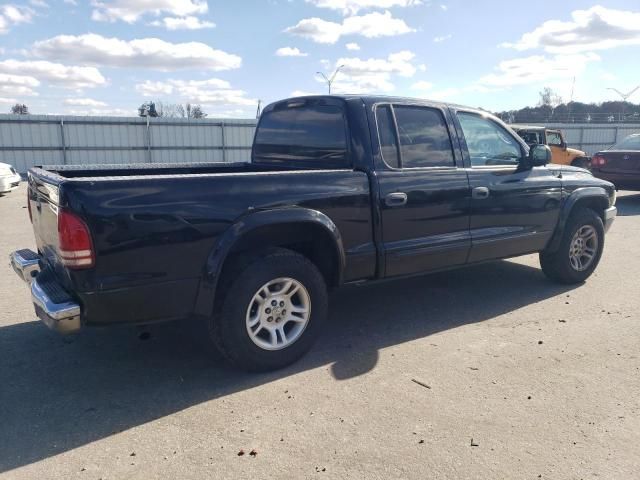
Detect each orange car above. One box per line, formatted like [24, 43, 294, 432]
[511, 125, 591, 169]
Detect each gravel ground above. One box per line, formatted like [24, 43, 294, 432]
[1, 184, 639, 480]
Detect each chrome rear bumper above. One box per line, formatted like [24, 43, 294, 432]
[10, 249, 40, 283]
[10, 249, 81, 334]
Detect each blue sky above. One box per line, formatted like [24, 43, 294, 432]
[0, 0, 639, 117]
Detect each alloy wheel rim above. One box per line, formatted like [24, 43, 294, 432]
[569, 225, 598, 272]
[245, 277, 311, 351]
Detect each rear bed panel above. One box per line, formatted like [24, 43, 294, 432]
[26, 166, 374, 326]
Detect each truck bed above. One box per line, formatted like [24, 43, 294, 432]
[26, 161, 376, 326]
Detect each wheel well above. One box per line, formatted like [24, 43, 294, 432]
[571, 196, 608, 223]
[219, 222, 341, 289]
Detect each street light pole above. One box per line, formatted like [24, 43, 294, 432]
[316, 65, 345, 94]
[607, 85, 640, 121]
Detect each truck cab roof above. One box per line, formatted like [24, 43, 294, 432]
[263, 94, 485, 113]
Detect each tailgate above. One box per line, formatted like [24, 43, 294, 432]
[28, 172, 62, 266]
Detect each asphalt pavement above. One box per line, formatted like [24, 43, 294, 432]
[1, 184, 639, 479]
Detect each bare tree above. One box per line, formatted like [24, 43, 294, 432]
[187, 104, 206, 119]
[138, 101, 207, 118]
[10, 103, 29, 115]
[538, 87, 563, 108]
[538, 87, 563, 121]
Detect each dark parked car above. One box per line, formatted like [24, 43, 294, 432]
[591, 133, 640, 190]
[11, 95, 617, 371]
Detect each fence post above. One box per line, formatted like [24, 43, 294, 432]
[578, 126, 585, 152]
[614, 126, 619, 146]
[146, 115, 152, 163]
[221, 121, 226, 163]
[59, 119, 67, 164]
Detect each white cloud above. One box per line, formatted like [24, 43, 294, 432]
[30, 0, 49, 8]
[440, 4, 447, 10]
[286, 10, 414, 44]
[63, 98, 108, 107]
[275, 47, 308, 57]
[0, 5, 34, 34]
[0, 73, 40, 97]
[478, 53, 600, 88]
[306, 0, 421, 15]
[502, 5, 640, 54]
[330, 50, 418, 93]
[91, 0, 208, 23]
[433, 34, 452, 43]
[425, 87, 459, 100]
[345, 42, 360, 50]
[290, 90, 322, 97]
[0, 60, 107, 89]
[135, 78, 255, 106]
[32, 34, 242, 72]
[0, 97, 18, 104]
[63, 0, 77, 4]
[411, 80, 433, 90]
[151, 16, 215, 30]
[340, 51, 417, 77]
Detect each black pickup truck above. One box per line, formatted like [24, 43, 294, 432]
[11, 95, 617, 371]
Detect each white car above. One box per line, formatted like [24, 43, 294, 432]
[0, 162, 21, 194]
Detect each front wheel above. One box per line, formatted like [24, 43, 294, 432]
[208, 248, 328, 372]
[540, 208, 604, 284]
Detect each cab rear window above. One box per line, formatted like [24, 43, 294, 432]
[253, 103, 348, 167]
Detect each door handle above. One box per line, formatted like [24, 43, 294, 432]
[472, 187, 490, 199]
[385, 192, 408, 207]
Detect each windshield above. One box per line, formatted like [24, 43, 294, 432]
[611, 135, 640, 151]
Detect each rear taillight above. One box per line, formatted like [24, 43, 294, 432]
[592, 154, 606, 167]
[58, 209, 94, 269]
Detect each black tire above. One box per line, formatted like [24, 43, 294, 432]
[540, 208, 604, 284]
[571, 157, 591, 169]
[208, 248, 328, 372]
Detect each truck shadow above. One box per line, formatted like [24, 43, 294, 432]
[0, 259, 576, 473]
[615, 192, 640, 216]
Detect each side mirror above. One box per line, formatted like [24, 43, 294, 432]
[528, 144, 551, 167]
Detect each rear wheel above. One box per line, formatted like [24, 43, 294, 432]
[540, 208, 604, 284]
[208, 248, 328, 372]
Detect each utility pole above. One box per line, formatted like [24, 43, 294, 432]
[316, 65, 345, 94]
[607, 85, 640, 122]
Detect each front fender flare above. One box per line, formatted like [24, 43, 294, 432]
[193, 208, 345, 317]
[545, 187, 610, 252]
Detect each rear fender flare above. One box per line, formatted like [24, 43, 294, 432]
[193, 208, 345, 317]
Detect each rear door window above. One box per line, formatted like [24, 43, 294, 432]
[375, 104, 455, 169]
[375, 105, 400, 168]
[394, 106, 455, 168]
[254, 103, 348, 167]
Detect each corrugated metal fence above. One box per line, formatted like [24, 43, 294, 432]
[0, 114, 257, 174]
[512, 123, 640, 155]
[3, 115, 639, 174]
